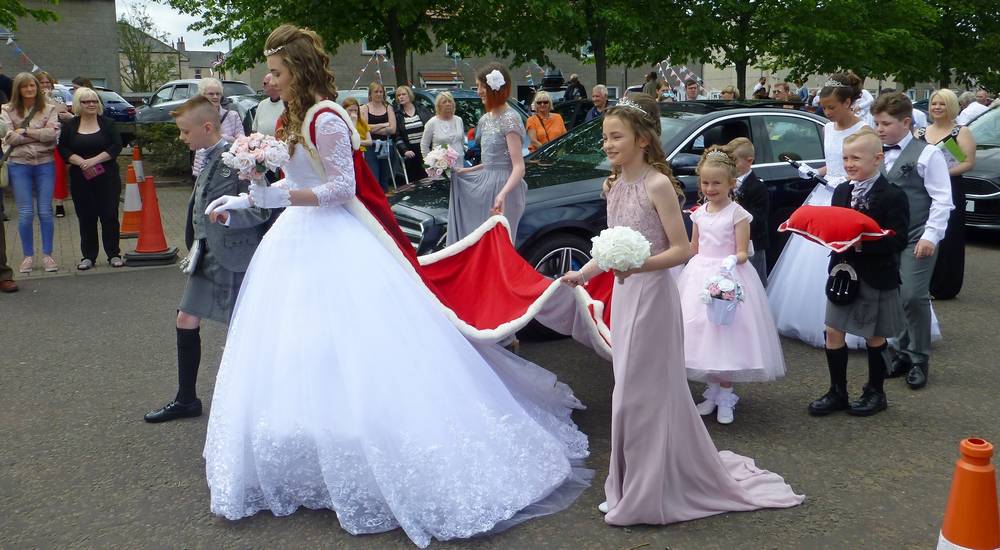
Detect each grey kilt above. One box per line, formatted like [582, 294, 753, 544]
[825, 279, 905, 338]
[178, 240, 244, 324]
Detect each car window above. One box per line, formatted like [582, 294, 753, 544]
[969, 107, 1000, 147]
[97, 91, 129, 104]
[413, 94, 435, 114]
[171, 85, 192, 101]
[535, 117, 608, 169]
[762, 115, 824, 162]
[680, 117, 751, 155]
[151, 86, 172, 106]
[223, 82, 255, 97]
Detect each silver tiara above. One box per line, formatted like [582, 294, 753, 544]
[823, 79, 849, 88]
[615, 96, 648, 116]
[263, 45, 285, 56]
[706, 150, 731, 163]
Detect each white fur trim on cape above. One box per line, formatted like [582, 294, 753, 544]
[303, 100, 361, 152]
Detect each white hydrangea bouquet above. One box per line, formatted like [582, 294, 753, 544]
[221, 132, 290, 183]
[424, 144, 461, 179]
[590, 226, 651, 284]
[700, 256, 745, 326]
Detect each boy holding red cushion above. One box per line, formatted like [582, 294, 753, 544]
[809, 128, 910, 417]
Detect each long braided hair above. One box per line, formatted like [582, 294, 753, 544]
[602, 93, 684, 199]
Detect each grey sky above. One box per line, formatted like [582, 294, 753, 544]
[115, 0, 216, 51]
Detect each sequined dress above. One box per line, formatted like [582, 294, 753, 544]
[203, 112, 590, 547]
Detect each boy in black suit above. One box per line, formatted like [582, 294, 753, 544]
[726, 137, 770, 285]
[808, 128, 910, 417]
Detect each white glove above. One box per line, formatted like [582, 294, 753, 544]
[721, 255, 738, 272]
[797, 163, 815, 180]
[249, 182, 291, 208]
[205, 193, 251, 216]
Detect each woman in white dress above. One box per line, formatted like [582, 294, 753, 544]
[203, 25, 590, 548]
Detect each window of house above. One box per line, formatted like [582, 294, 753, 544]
[195, 69, 202, 79]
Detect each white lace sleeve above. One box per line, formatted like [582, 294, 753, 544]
[312, 112, 356, 207]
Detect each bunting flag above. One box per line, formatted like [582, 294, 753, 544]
[4, 35, 44, 72]
[351, 54, 378, 89]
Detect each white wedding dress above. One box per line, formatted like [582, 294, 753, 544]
[204, 112, 590, 548]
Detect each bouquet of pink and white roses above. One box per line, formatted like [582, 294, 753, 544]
[424, 144, 461, 179]
[700, 255, 745, 326]
[221, 133, 290, 182]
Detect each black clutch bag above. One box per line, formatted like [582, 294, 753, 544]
[826, 262, 860, 305]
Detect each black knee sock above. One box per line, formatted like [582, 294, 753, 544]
[175, 327, 201, 403]
[825, 346, 848, 391]
[866, 342, 888, 393]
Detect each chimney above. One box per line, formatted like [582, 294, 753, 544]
[176, 37, 186, 52]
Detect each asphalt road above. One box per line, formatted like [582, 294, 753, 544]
[2, 233, 999, 549]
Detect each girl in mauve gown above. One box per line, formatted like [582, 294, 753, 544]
[676, 146, 786, 426]
[562, 94, 803, 526]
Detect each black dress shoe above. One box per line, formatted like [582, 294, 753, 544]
[906, 363, 929, 389]
[808, 386, 850, 416]
[886, 354, 911, 378]
[144, 399, 202, 423]
[55, 204, 66, 218]
[848, 386, 888, 416]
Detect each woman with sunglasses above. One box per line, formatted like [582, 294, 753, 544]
[526, 90, 566, 152]
[57, 87, 124, 269]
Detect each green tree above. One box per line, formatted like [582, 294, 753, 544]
[0, 0, 57, 31]
[163, 0, 445, 85]
[118, 4, 181, 93]
[906, 0, 1000, 91]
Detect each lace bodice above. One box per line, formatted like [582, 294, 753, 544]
[690, 201, 752, 259]
[606, 175, 670, 255]
[477, 108, 526, 168]
[282, 112, 356, 207]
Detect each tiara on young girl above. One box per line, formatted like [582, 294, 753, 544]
[823, 79, 849, 88]
[706, 150, 731, 163]
[263, 45, 285, 56]
[615, 96, 648, 116]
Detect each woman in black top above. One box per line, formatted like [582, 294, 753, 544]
[361, 82, 397, 191]
[57, 87, 124, 269]
[393, 85, 430, 182]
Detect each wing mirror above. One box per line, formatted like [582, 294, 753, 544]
[670, 153, 700, 176]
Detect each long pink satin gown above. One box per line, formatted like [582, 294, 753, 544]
[603, 174, 804, 526]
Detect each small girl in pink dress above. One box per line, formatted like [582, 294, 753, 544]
[561, 95, 802, 526]
[676, 146, 787, 425]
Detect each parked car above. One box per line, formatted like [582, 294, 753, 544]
[553, 98, 595, 131]
[964, 103, 1000, 231]
[136, 79, 255, 123]
[95, 88, 138, 122]
[390, 102, 829, 282]
[337, 88, 372, 106]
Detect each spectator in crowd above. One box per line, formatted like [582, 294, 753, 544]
[956, 91, 989, 125]
[752, 87, 770, 100]
[0, 63, 13, 101]
[752, 76, 768, 96]
[586, 84, 611, 122]
[58, 87, 124, 270]
[251, 73, 284, 136]
[70, 77, 93, 97]
[393, 85, 431, 182]
[1, 109, 15, 291]
[642, 71, 658, 97]
[976, 89, 993, 107]
[420, 91, 465, 165]
[192, 78, 244, 178]
[1, 72, 60, 273]
[796, 79, 810, 103]
[684, 78, 706, 100]
[772, 82, 791, 101]
[526, 90, 567, 153]
[341, 97, 373, 153]
[34, 70, 70, 218]
[360, 81, 397, 191]
[720, 85, 739, 100]
[564, 74, 587, 101]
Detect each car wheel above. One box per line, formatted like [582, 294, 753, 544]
[516, 233, 593, 341]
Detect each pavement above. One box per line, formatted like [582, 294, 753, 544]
[2, 201, 999, 548]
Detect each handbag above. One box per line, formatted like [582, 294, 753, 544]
[82, 162, 106, 180]
[826, 262, 860, 305]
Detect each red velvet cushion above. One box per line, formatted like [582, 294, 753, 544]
[778, 205, 894, 253]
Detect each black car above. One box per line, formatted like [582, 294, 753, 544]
[136, 79, 255, 123]
[390, 102, 829, 278]
[964, 104, 1000, 231]
[553, 99, 595, 131]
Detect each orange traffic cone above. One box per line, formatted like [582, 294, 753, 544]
[120, 165, 142, 238]
[132, 146, 145, 181]
[938, 438, 1000, 549]
[124, 175, 178, 266]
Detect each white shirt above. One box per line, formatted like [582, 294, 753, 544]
[253, 97, 285, 136]
[911, 109, 928, 130]
[735, 169, 752, 191]
[955, 102, 988, 126]
[753, 82, 765, 93]
[882, 132, 955, 245]
[823, 120, 869, 184]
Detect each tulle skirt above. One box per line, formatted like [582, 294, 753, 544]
[767, 184, 941, 348]
[204, 205, 590, 548]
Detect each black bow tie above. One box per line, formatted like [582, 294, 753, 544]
[882, 144, 901, 152]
